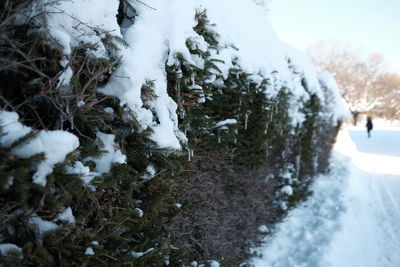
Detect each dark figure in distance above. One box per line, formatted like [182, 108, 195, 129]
[366, 116, 373, 138]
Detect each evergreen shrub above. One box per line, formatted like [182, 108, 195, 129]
[0, 2, 342, 266]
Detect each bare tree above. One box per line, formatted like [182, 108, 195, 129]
[372, 72, 400, 120]
[307, 41, 390, 124]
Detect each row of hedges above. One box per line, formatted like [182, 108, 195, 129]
[0, 1, 341, 266]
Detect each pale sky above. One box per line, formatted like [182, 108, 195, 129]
[268, 0, 400, 73]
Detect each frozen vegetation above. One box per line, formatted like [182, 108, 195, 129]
[0, 0, 348, 265]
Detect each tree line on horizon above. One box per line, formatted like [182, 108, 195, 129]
[308, 41, 400, 124]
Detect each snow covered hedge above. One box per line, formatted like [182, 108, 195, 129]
[0, 0, 347, 265]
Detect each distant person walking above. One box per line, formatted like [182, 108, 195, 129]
[366, 116, 373, 138]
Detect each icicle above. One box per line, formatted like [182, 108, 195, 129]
[176, 69, 183, 79]
[176, 70, 186, 120]
[179, 110, 186, 120]
[187, 148, 192, 162]
[218, 134, 221, 144]
[245, 113, 249, 130]
[176, 72, 181, 94]
[191, 73, 195, 86]
[295, 155, 301, 178]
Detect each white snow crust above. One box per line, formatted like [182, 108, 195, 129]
[65, 161, 98, 185]
[85, 247, 95, 256]
[0, 243, 23, 257]
[85, 131, 126, 174]
[140, 164, 156, 180]
[55, 207, 76, 224]
[258, 225, 270, 234]
[29, 215, 60, 237]
[214, 119, 238, 128]
[45, 0, 122, 55]
[208, 260, 220, 267]
[41, 0, 345, 151]
[134, 208, 144, 218]
[0, 111, 79, 186]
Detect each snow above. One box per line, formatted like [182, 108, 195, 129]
[208, 260, 220, 267]
[77, 100, 85, 108]
[57, 58, 73, 91]
[131, 251, 144, 259]
[318, 72, 350, 123]
[0, 243, 22, 257]
[0, 111, 79, 186]
[37, 0, 345, 152]
[202, 0, 286, 76]
[99, 0, 194, 150]
[134, 208, 144, 218]
[55, 207, 76, 224]
[214, 119, 238, 128]
[258, 225, 270, 234]
[65, 161, 98, 185]
[45, 0, 122, 55]
[202, 1, 345, 125]
[323, 128, 400, 266]
[85, 247, 95, 256]
[253, 0, 271, 11]
[346, 125, 400, 158]
[280, 185, 293, 196]
[24, 131, 79, 186]
[13, 130, 79, 186]
[140, 164, 156, 180]
[29, 215, 60, 237]
[199, 0, 344, 127]
[92, 0, 344, 147]
[0, 111, 31, 148]
[252, 127, 400, 266]
[104, 107, 115, 114]
[85, 131, 126, 174]
[131, 248, 154, 259]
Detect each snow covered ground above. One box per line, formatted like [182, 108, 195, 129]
[252, 126, 400, 267]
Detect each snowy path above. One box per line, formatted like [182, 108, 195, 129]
[252, 127, 400, 267]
